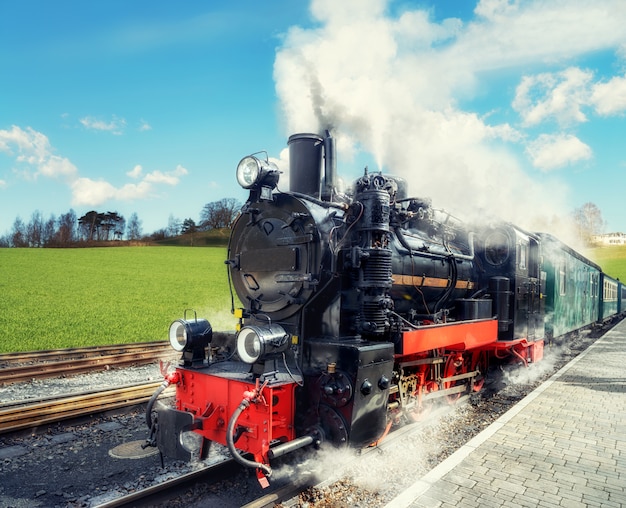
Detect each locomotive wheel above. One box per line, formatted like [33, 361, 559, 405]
[472, 351, 488, 392]
[318, 404, 349, 447]
[443, 353, 467, 404]
[411, 380, 438, 421]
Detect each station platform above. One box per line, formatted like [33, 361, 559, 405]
[386, 319, 626, 508]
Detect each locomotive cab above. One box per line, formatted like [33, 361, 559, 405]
[475, 223, 545, 344]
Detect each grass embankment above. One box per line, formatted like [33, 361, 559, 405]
[0, 247, 235, 353]
[586, 245, 626, 282]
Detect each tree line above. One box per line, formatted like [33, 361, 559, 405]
[0, 198, 605, 248]
[0, 198, 241, 248]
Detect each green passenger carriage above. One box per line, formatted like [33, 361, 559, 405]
[600, 274, 621, 322]
[538, 234, 601, 340]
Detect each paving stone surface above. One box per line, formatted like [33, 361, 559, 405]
[386, 319, 626, 508]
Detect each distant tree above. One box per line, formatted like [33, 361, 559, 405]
[57, 210, 77, 245]
[127, 213, 142, 240]
[77, 210, 126, 241]
[199, 198, 240, 230]
[573, 202, 605, 245]
[167, 214, 181, 237]
[102, 211, 125, 240]
[27, 210, 45, 247]
[42, 214, 57, 247]
[78, 210, 100, 241]
[181, 218, 197, 234]
[150, 228, 168, 241]
[11, 216, 27, 247]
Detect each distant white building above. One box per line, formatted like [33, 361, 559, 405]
[592, 232, 626, 245]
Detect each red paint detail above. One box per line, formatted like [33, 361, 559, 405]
[529, 340, 544, 362]
[443, 353, 466, 404]
[175, 370, 296, 466]
[400, 319, 499, 355]
[257, 471, 270, 489]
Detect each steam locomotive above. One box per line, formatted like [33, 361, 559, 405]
[146, 132, 625, 487]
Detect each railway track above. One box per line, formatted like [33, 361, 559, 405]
[0, 382, 173, 434]
[89, 399, 467, 508]
[0, 341, 176, 385]
[92, 458, 241, 508]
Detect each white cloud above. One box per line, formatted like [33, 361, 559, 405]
[71, 178, 117, 206]
[526, 133, 592, 171]
[116, 181, 153, 201]
[38, 154, 79, 178]
[138, 119, 152, 131]
[0, 179, 6, 189]
[474, 0, 520, 20]
[71, 164, 188, 206]
[513, 67, 593, 127]
[143, 165, 188, 185]
[0, 124, 187, 208]
[144, 171, 175, 185]
[590, 74, 626, 115]
[127, 164, 143, 179]
[79, 115, 127, 135]
[453, 0, 626, 71]
[274, 0, 625, 230]
[513, 68, 626, 125]
[0, 125, 78, 180]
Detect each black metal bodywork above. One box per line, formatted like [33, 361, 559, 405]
[225, 132, 496, 445]
[474, 223, 545, 342]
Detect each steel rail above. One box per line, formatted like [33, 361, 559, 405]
[0, 347, 177, 386]
[0, 341, 170, 364]
[92, 458, 240, 508]
[0, 353, 174, 385]
[0, 382, 173, 434]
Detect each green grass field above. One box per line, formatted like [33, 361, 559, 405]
[0, 247, 236, 353]
[586, 245, 626, 282]
[1, 244, 625, 354]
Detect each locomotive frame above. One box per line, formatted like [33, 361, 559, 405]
[146, 131, 625, 487]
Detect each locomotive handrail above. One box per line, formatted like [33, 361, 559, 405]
[393, 226, 475, 262]
[282, 189, 349, 210]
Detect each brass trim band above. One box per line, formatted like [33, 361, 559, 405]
[392, 274, 474, 290]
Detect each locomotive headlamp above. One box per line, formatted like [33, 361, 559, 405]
[236, 324, 289, 364]
[236, 155, 279, 190]
[169, 318, 213, 364]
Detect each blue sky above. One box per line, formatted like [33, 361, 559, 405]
[1, 0, 625, 244]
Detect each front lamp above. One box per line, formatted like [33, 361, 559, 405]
[236, 324, 289, 364]
[169, 317, 212, 366]
[236, 155, 279, 190]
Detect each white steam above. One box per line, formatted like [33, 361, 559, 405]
[274, 0, 625, 243]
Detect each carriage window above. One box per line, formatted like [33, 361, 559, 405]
[591, 273, 598, 298]
[604, 281, 617, 301]
[559, 266, 566, 295]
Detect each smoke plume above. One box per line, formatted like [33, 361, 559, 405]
[273, 0, 626, 245]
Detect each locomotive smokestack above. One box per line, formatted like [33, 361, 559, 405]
[288, 133, 324, 198]
[322, 130, 336, 201]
